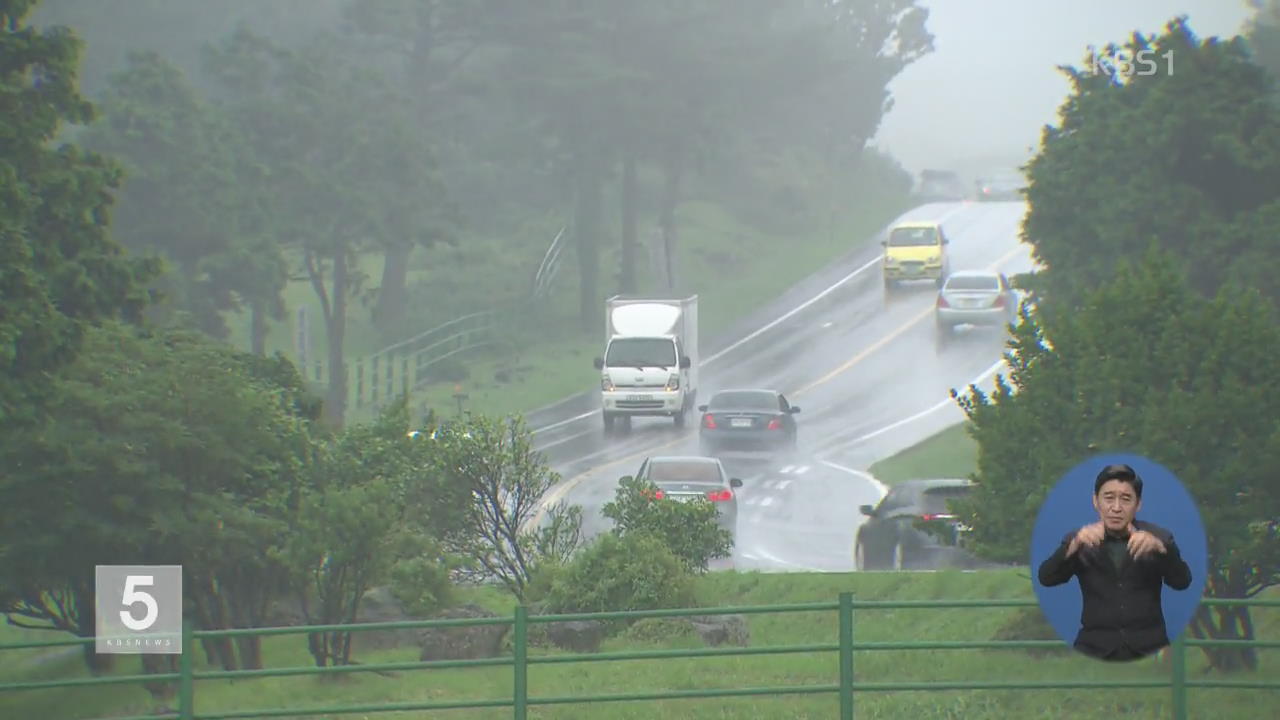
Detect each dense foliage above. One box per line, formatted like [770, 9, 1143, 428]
[953, 20, 1280, 672]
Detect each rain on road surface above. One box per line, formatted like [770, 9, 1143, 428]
[530, 200, 1036, 572]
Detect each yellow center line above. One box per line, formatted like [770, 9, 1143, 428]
[531, 242, 1028, 523]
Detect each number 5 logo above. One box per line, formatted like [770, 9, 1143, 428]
[119, 575, 159, 631]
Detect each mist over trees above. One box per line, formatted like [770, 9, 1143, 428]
[29, 0, 931, 417]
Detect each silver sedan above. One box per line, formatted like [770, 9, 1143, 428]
[935, 270, 1019, 343]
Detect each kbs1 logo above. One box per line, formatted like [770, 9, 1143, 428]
[95, 565, 183, 654]
[1088, 48, 1174, 80]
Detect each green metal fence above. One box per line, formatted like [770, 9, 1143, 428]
[2, 596, 1276, 720]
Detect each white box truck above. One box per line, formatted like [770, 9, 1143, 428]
[593, 295, 698, 434]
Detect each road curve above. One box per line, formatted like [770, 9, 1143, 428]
[536, 201, 1035, 572]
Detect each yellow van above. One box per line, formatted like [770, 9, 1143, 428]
[882, 221, 950, 291]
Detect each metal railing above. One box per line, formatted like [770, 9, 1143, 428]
[1, 595, 1275, 719]
[300, 224, 570, 418]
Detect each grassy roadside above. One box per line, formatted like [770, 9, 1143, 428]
[868, 422, 978, 485]
[2, 571, 1274, 719]
[227, 187, 911, 423]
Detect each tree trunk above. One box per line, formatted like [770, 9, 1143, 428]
[323, 251, 349, 428]
[373, 243, 412, 341]
[659, 147, 684, 291]
[619, 153, 639, 293]
[1189, 567, 1259, 672]
[573, 160, 602, 332]
[75, 599, 116, 675]
[250, 299, 267, 356]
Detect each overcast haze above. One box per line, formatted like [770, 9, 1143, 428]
[876, 0, 1256, 177]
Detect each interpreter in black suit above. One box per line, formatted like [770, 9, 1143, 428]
[1037, 463, 1193, 661]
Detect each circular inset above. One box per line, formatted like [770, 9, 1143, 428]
[1030, 453, 1207, 662]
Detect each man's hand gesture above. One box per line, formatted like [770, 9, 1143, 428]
[1127, 525, 1167, 558]
[1066, 522, 1105, 557]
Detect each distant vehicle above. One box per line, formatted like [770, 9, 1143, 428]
[882, 221, 951, 291]
[697, 389, 800, 456]
[854, 478, 979, 571]
[594, 295, 699, 434]
[935, 270, 1019, 344]
[407, 420, 471, 440]
[633, 455, 743, 533]
[974, 172, 1025, 201]
[914, 169, 968, 202]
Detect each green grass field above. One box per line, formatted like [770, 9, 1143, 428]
[2, 571, 1274, 719]
[225, 188, 911, 423]
[868, 423, 979, 485]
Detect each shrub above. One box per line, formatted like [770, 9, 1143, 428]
[602, 475, 732, 572]
[542, 533, 696, 632]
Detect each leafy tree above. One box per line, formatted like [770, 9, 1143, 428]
[0, 322, 315, 674]
[1245, 0, 1280, 81]
[952, 252, 1280, 672]
[0, 0, 158, 425]
[602, 475, 733, 573]
[1022, 18, 1280, 316]
[427, 414, 583, 600]
[81, 51, 286, 343]
[202, 26, 448, 424]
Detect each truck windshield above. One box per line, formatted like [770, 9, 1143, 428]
[605, 337, 677, 367]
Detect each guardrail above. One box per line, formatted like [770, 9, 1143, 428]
[300, 224, 570, 419]
[1, 595, 1275, 719]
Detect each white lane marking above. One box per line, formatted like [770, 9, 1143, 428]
[821, 357, 1005, 453]
[775, 480, 791, 491]
[779, 465, 796, 474]
[764, 479, 779, 489]
[793, 465, 810, 475]
[821, 321, 834, 328]
[820, 460, 889, 498]
[760, 497, 774, 507]
[529, 205, 972, 437]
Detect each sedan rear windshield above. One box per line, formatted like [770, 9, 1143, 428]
[946, 275, 999, 290]
[649, 462, 722, 484]
[921, 486, 970, 515]
[710, 391, 778, 410]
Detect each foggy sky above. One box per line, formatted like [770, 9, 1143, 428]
[876, 0, 1256, 177]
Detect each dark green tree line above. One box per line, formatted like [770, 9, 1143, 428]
[952, 19, 1280, 672]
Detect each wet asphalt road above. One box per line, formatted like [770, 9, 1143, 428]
[528, 201, 1037, 572]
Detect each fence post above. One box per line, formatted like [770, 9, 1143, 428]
[1170, 632, 1187, 720]
[838, 592, 854, 720]
[178, 619, 194, 720]
[513, 606, 528, 720]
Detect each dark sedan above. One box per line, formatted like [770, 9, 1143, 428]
[854, 478, 980, 571]
[634, 456, 743, 532]
[697, 389, 800, 456]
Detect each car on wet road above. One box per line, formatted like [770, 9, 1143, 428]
[633, 455, 743, 532]
[854, 478, 980, 571]
[935, 270, 1019, 344]
[697, 389, 800, 457]
[882, 221, 951, 291]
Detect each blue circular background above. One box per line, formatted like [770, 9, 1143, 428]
[1030, 453, 1208, 650]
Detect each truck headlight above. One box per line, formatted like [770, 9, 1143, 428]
[665, 373, 679, 391]
[601, 377, 614, 391]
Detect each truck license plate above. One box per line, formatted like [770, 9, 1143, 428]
[626, 394, 652, 402]
[730, 418, 753, 428]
